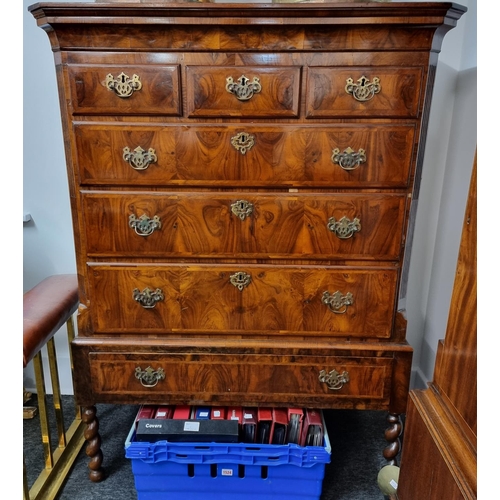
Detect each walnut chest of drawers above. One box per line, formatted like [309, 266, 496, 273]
[29, 0, 465, 482]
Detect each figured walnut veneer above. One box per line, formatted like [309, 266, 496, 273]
[74, 123, 416, 187]
[82, 192, 406, 259]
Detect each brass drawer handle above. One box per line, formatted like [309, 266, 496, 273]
[226, 75, 262, 101]
[331, 147, 366, 171]
[231, 132, 255, 155]
[133, 287, 164, 308]
[322, 290, 353, 314]
[123, 146, 157, 171]
[327, 216, 361, 239]
[231, 200, 254, 221]
[229, 271, 252, 291]
[129, 214, 161, 236]
[103, 72, 142, 98]
[319, 369, 350, 390]
[345, 75, 381, 102]
[135, 366, 165, 388]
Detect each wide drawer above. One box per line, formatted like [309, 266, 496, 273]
[67, 64, 181, 115]
[185, 66, 301, 117]
[87, 264, 398, 338]
[87, 351, 393, 404]
[306, 66, 424, 118]
[82, 191, 406, 261]
[74, 123, 415, 187]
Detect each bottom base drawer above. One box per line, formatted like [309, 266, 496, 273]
[85, 351, 394, 407]
[72, 338, 412, 412]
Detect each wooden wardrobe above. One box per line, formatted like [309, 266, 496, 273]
[397, 154, 477, 499]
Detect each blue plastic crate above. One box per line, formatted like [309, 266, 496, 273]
[125, 412, 331, 500]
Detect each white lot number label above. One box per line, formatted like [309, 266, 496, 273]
[183, 422, 200, 432]
[221, 469, 233, 476]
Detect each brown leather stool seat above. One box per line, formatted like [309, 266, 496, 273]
[23, 274, 79, 368]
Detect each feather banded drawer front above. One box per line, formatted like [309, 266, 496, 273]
[29, 1, 466, 483]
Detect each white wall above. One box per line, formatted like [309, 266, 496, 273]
[23, 0, 92, 393]
[404, 0, 477, 388]
[22, 0, 476, 394]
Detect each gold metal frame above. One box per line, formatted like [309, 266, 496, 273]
[23, 315, 85, 500]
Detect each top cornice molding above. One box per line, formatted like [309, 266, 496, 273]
[28, 1, 467, 26]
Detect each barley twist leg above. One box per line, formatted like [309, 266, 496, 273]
[82, 405, 104, 482]
[383, 413, 403, 465]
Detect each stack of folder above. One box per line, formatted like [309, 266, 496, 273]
[134, 405, 325, 447]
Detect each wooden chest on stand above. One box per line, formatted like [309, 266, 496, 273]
[28, 0, 466, 481]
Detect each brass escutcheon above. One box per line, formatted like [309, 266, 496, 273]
[345, 76, 381, 102]
[331, 147, 366, 171]
[103, 72, 142, 98]
[229, 271, 252, 291]
[327, 216, 361, 239]
[123, 146, 157, 171]
[129, 214, 161, 236]
[231, 132, 255, 155]
[135, 366, 165, 388]
[133, 287, 164, 308]
[231, 200, 254, 221]
[226, 75, 262, 101]
[318, 369, 350, 390]
[322, 290, 354, 314]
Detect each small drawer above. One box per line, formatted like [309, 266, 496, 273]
[185, 66, 301, 117]
[74, 123, 415, 187]
[82, 191, 406, 261]
[306, 66, 424, 118]
[67, 64, 181, 115]
[88, 264, 398, 338]
[88, 351, 393, 405]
